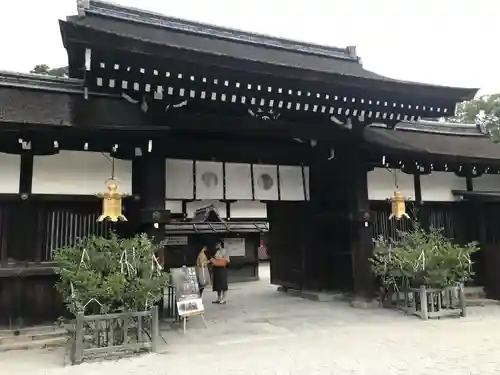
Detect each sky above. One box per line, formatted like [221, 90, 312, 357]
[0, 0, 498, 94]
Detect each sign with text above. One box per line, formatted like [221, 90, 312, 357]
[223, 238, 246, 257]
[166, 236, 188, 246]
[176, 298, 204, 317]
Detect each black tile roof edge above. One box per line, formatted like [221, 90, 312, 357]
[77, 0, 359, 61]
[73, 2, 479, 97]
[368, 120, 485, 137]
[0, 70, 116, 97]
[0, 70, 484, 137]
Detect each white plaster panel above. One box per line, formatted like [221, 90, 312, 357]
[225, 163, 253, 200]
[253, 164, 279, 200]
[367, 168, 414, 201]
[165, 159, 194, 199]
[165, 200, 183, 214]
[195, 161, 223, 200]
[279, 165, 305, 201]
[420, 172, 466, 202]
[32, 151, 132, 195]
[230, 201, 267, 219]
[186, 200, 227, 218]
[473, 174, 500, 192]
[0, 153, 20, 193]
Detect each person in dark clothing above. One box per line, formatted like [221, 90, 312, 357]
[210, 241, 230, 304]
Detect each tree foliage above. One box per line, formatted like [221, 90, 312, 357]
[450, 94, 500, 141]
[30, 64, 68, 77]
[53, 233, 168, 316]
[371, 223, 479, 289]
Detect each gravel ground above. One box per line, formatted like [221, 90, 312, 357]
[4, 264, 500, 375]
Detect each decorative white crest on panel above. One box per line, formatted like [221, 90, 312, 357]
[195, 161, 223, 200]
[253, 164, 279, 200]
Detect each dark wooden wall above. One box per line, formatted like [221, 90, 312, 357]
[370, 200, 489, 290]
[0, 198, 118, 326]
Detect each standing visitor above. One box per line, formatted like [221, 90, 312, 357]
[211, 240, 230, 304]
[196, 246, 211, 297]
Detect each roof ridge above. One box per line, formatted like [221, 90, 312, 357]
[0, 70, 83, 93]
[369, 121, 484, 137]
[80, 0, 359, 61]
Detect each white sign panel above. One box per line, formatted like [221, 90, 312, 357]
[279, 165, 305, 200]
[225, 163, 253, 199]
[473, 174, 500, 192]
[195, 161, 223, 199]
[367, 168, 414, 201]
[224, 238, 246, 257]
[165, 236, 188, 246]
[253, 164, 279, 200]
[420, 172, 466, 201]
[0, 152, 20, 193]
[32, 151, 132, 195]
[166, 159, 194, 199]
[177, 298, 204, 317]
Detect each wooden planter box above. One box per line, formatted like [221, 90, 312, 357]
[384, 284, 467, 320]
[70, 306, 159, 365]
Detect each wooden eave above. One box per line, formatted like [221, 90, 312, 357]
[364, 126, 500, 166]
[60, 17, 477, 104]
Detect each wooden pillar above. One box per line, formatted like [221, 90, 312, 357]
[132, 156, 166, 243]
[342, 145, 376, 302]
[307, 138, 375, 298]
[308, 149, 349, 291]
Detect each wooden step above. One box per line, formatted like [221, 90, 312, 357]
[0, 328, 67, 346]
[0, 335, 67, 352]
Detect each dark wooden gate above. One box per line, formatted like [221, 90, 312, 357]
[268, 202, 309, 290]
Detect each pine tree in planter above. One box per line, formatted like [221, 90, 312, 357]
[54, 232, 169, 360]
[371, 223, 479, 319]
[54, 232, 168, 315]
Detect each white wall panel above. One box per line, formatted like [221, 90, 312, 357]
[195, 161, 223, 200]
[253, 164, 279, 200]
[279, 165, 305, 201]
[473, 174, 500, 192]
[303, 166, 310, 200]
[420, 172, 466, 201]
[225, 163, 253, 199]
[186, 200, 227, 218]
[165, 200, 183, 214]
[367, 168, 414, 201]
[32, 151, 132, 195]
[165, 159, 194, 199]
[230, 201, 267, 219]
[0, 153, 20, 193]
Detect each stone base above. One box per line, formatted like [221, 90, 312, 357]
[277, 286, 350, 302]
[349, 298, 380, 309]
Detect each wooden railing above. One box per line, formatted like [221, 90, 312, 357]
[71, 306, 159, 365]
[384, 284, 466, 320]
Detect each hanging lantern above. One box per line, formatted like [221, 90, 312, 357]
[97, 181, 127, 222]
[388, 190, 410, 220]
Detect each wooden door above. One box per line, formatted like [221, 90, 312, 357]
[268, 202, 309, 290]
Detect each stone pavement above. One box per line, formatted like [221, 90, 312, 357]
[4, 264, 500, 374]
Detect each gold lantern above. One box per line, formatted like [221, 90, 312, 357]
[388, 190, 410, 220]
[97, 181, 128, 222]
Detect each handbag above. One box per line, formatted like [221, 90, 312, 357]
[213, 258, 228, 267]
